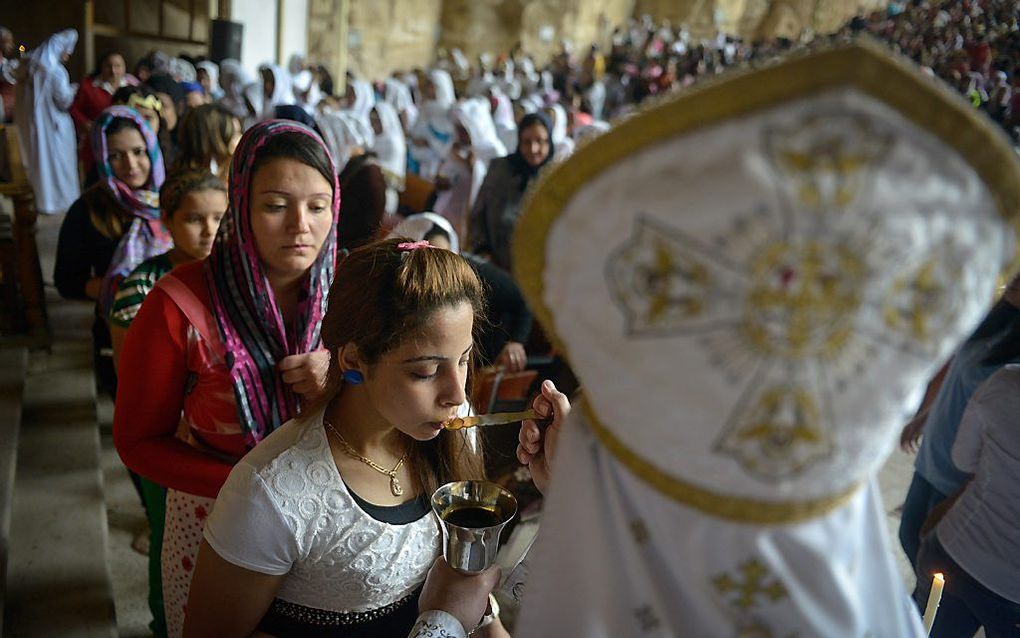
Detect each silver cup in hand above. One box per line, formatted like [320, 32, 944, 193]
[432, 480, 517, 575]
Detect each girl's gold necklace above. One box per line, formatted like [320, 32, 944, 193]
[324, 419, 407, 497]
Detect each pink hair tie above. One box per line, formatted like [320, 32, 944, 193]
[397, 240, 433, 251]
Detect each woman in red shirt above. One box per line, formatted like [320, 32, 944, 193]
[114, 119, 340, 638]
[71, 51, 138, 170]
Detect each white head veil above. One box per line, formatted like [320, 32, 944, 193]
[254, 63, 294, 120]
[450, 97, 506, 206]
[389, 212, 459, 254]
[511, 41, 1020, 638]
[409, 69, 458, 177]
[315, 108, 370, 172]
[384, 76, 419, 130]
[195, 60, 222, 99]
[428, 69, 456, 109]
[15, 28, 79, 214]
[547, 103, 575, 159]
[215, 58, 251, 119]
[169, 57, 196, 83]
[489, 89, 518, 152]
[370, 101, 407, 185]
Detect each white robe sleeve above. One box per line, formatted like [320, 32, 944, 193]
[406, 610, 466, 638]
[50, 68, 75, 112]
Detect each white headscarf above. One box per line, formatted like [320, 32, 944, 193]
[169, 57, 196, 83]
[384, 76, 419, 130]
[216, 58, 251, 119]
[370, 101, 406, 186]
[428, 69, 456, 109]
[489, 89, 518, 152]
[315, 109, 369, 172]
[347, 77, 375, 128]
[452, 97, 506, 163]
[547, 103, 575, 159]
[389, 212, 459, 253]
[290, 69, 321, 113]
[450, 48, 470, 77]
[253, 63, 294, 121]
[15, 28, 80, 214]
[432, 98, 506, 227]
[511, 42, 1018, 638]
[195, 60, 223, 100]
[409, 69, 457, 179]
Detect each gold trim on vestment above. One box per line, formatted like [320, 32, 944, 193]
[580, 400, 860, 523]
[512, 39, 1020, 524]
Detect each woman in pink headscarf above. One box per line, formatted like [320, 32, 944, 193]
[114, 119, 340, 638]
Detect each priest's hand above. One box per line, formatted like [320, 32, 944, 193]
[517, 380, 570, 494]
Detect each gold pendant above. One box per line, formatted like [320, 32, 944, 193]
[390, 476, 403, 497]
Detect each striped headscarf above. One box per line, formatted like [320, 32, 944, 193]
[93, 105, 171, 316]
[204, 119, 340, 446]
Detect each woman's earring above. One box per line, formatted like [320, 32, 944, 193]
[342, 369, 364, 385]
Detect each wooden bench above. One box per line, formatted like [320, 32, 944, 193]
[0, 125, 50, 347]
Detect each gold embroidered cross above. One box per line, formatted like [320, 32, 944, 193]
[713, 559, 788, 610]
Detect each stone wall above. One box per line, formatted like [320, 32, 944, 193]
[438, 0, 634, 67]
[348, 0, 443, 78]
[633, 0, 886, 41]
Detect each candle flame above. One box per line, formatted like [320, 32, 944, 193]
[934, 572, 944, 582]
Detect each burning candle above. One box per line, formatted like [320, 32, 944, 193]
[921, 572, 944, 635]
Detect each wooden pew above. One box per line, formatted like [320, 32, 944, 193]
[0, 125, 50, 346]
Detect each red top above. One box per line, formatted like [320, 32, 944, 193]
[71, 77, 113, 132]
[70, 75, 138, 167]
[114, 261, 245, 498]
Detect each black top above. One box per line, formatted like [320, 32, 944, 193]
[53, 187, 125, 301]
[344, 481, 431, 525]
[467, 156, 530, 272]
[468, 254, 533, 365]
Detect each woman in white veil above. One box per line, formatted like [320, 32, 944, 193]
[545, 102, 575, 159]
[248, 63, 294, 122]
[215, 58, 251, 122]
[15, 28, 79, 214]
[195, 61, 224, 101]
[433, 97, 505, 238]
[370, 101, 406, 214]
[383, 76, 418, 132]
[314, 108, 368, 175]
[409, 69, 456, 180]
[489, 88, 518, 152]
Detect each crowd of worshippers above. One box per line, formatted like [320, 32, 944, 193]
[2, 3, 1020, 637]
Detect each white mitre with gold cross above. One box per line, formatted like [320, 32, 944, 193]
[512, 40, 1020, 638]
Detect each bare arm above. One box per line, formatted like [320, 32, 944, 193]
[182, 540, 285, 638]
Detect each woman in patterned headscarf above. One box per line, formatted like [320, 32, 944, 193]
[55, 105, 171, 394]
[114, 119, 340, 638]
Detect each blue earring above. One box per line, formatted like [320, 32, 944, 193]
[342, 369, 364, 385]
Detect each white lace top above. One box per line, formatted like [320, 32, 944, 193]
[204, 409, 442, 612]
